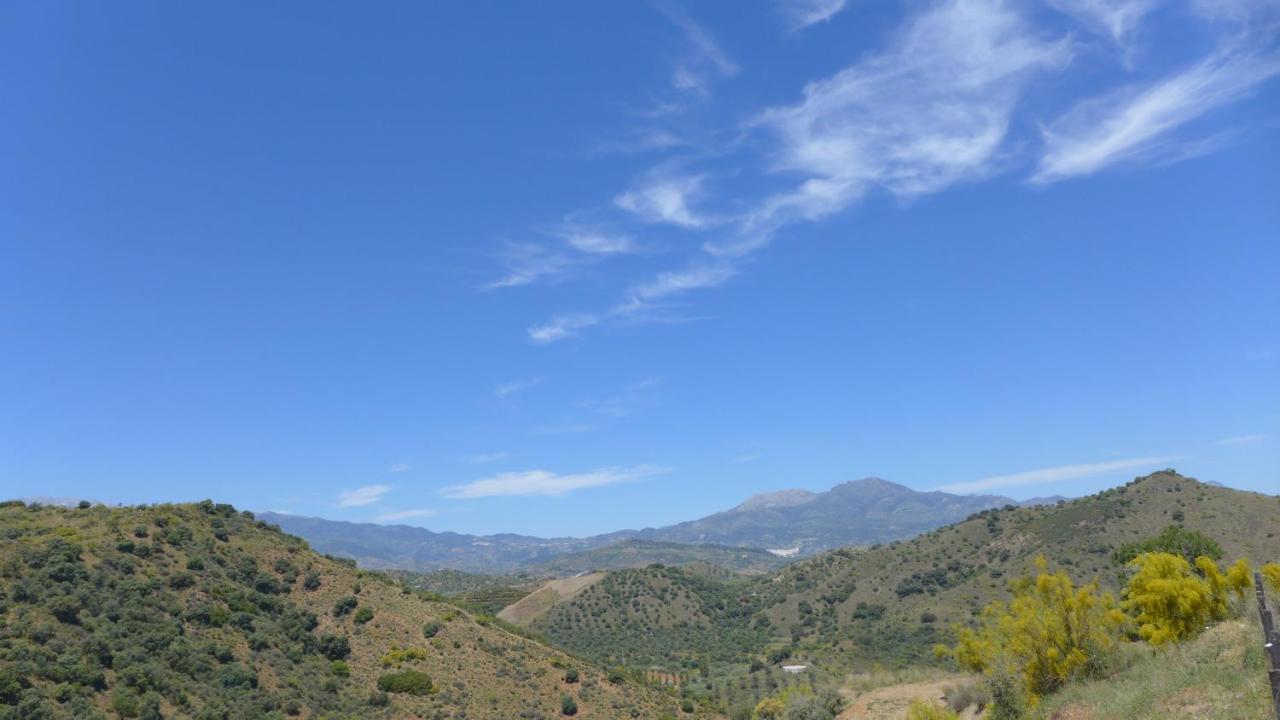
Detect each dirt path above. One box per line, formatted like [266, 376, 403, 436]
[838, 676, 980, 720]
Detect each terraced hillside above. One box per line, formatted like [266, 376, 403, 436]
[0, 501, 711, 719]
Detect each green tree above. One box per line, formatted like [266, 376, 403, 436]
[1112, 525, 1222, 565]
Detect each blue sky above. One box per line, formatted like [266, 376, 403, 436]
[2, 0, 1277, 537]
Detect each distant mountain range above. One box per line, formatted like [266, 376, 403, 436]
[260, 478, 1062, 573]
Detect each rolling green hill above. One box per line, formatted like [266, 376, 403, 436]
[760, 469, 1280, 667]
[495, 471, 1280, 715]
[0, 501, 712, 719]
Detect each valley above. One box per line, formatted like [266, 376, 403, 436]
[4, 470, 1277, 719]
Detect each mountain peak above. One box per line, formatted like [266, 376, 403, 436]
[828, 477, 912, 495]
[732, 489, 818, 512]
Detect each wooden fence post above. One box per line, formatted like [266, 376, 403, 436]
[1255, 572, 1280, 720]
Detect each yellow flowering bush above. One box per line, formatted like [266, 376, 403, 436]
[935, 556, 1126, 706]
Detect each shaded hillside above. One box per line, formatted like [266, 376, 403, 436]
[628, 478, 1015, 554]
[759, 470, 1280, 668]
[383, 567, 542, 597]
[256, 512, 604, 574]
[500, 471, 1280, 711]
[385, 568, 542, 615]
[260, 479, 1030, 573]
[0, 501, 709, 719]
[525, 540, 791, 577]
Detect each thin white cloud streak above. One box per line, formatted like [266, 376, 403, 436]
[440, 465, 670, 499]
[530, 423, 594, 436]
[1033, 48, 1280, 182]
[1193, 0, 1280, 22]
[337, 484, 392, 508]
[731, 452, 763, 464]
[486, 220, 637, 289]
[630, 261, 735, 301]
[1216, 433, 1269, 446]
[562, 230, 635, 254]
[654, 1, 738, 95]
[938, 455, 1182, 493]
[577, 376, 664, 418]
[494, 377, 544, 399]
[1045, 0, 1158, 45]
[485, 243, 577, 289]
[527, 260, 733, 343]
[528, 313, 602, 344]
[466, 451, 510, 464]
[615, 175, 712, 228]
[374, 508, 438, 523]
[388, 463, 411, 474]
[781, 0, 848, 30]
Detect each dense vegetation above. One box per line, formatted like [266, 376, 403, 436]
[502, 471, 1280, 717]
[932, 552, 1277, 718]
[0, 501, 708, 719]
[525, 542, 791, 577]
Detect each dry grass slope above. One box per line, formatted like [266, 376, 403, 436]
[499, 572, 607, 627]
[1032, 613, 1274, 720]
[0, 502, 712, 719]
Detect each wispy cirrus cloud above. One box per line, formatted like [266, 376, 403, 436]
[530, 423, 595, 436]
[1216, 432, 1268, 446]
[527, 259, 733, 343]
[465, 451, 510, 464]
[654, 1, 738, 96]
[938, 455, 1182, 494]
[374, 508, 437, 523]
[562, 229, 635, 255]
[615, 174, 713, 229]
[531, 0, 1071, 342]
[441, 465, 670, 499]
[1045, 0, 1158, 45]
[486, 222, 637, 289]
[337, 484, 392, 508]
[780, 0, 848, 30]
[494, 377, 544, 399]
[754, 0, 1070, 221]
[577, 376, 664, 418]
[523, 0, 1276, 345]
[1033, 47, 1280, 182]
[388, 463, 411, 474]
[485, 242, 577, 290]
[528, 313, 602, 344]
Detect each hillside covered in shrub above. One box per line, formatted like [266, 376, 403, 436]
[0, 500, 708, 719]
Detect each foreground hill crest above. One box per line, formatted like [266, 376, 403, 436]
[0, 500, 703, 719]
